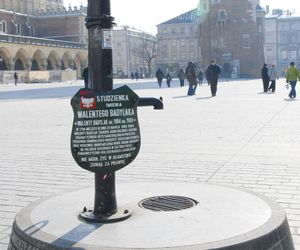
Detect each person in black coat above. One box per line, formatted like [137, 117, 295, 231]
[185, 61, 198, 95]
[14, 72, 18, 86]
[82, 67, 88, 88]
[261, 64, 269, 93]
[156, 68, 164, 87]
[166, 72, 172, 87]
[206, 60, 221, 97]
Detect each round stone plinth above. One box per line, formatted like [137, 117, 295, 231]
[9, 182, 294, 250]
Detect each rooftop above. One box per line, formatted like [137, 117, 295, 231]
[159, 9, 197, 26]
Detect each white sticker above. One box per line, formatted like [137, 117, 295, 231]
[102, 29, 113, 49]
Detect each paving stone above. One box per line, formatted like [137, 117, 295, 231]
[1, 79, 300, 249]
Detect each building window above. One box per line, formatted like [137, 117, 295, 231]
[289, 34, 298, 43]
[180, 40, 186, 47]
[242, 34, 250, 48]
[266, 48, 273, 57]
[162, 27, 169, 34]
[17, 24, 22, 35]
[265, 34, 274, 43]
[278, 23, 289, 31]
[171, 40, 177, 47]
[290, 50, 297, 60]
[0, 21, 6, 33]
[257, 17, 262, 33]
[217, 10, 227, 32]
[291, 22, 300, 31]
[189, 40, 195, 47]
[116, 52, 122, 63]
[189, 52, 195, 61]
[218, 10, 227, 20]
[180, 52, 186, 60]
[281, 50, 287, 59]
[188, 26, 194, 33]
[161, 41, 168, 49]
[279, 34, 288, 43]
[171, 53, 177, 61]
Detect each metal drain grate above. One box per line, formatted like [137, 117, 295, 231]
[138, 195, 198, 212]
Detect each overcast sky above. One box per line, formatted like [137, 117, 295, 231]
[64, 0, 300, 34]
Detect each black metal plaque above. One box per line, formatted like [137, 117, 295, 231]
[70, 85, 141, 174]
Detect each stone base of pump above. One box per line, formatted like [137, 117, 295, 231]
[8, 182, 294, 250]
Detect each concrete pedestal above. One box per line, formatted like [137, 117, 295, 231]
[9, 182, 294, 249]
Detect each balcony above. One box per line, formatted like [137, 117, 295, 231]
[0, 33, 87, 50]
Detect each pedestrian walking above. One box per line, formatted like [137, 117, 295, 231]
[261, 64, 269, 93]
[166, 72, 172, 88]
[14, 72, 18, 86]
[198, 69, 204, 85]
[206, 60, 221, 97]
[286, 61, 300, 99]
[185, 61, 198, 95]
[82, 67, 88, 88]
[134, 71, 139, 81]
[178, 68, 185, 87]
[155, 68, 164, 87]
[268, 64, 278, 92]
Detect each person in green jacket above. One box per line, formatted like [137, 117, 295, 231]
[286, 62, 300, 99]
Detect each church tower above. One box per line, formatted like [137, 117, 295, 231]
[199, 0, 265, 77]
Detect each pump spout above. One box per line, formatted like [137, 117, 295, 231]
[138, 97, 163, 110]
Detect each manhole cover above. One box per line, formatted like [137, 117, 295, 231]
[139, 195, 198, 211]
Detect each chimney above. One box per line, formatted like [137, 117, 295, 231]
[266, 5, 269, 14]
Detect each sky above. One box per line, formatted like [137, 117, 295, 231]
[64, 0, 300, 34]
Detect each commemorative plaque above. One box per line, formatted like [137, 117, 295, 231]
[70, 85, 141, 174]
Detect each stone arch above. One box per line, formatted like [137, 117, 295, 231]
[74, 52, 86, 78]
[15, 48, 30, 70]
[32, 49, 46, 70]
[61, 51, 73, 70]
[0, 47, 12, 70]
[47, 51, 61, 70]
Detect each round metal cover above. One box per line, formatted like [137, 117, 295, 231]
[139, 195, 198, 212]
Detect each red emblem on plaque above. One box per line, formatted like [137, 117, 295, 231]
[79, 90, 96, 110]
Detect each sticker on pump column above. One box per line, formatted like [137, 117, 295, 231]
[102, 29, 113, 49]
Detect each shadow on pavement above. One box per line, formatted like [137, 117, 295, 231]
[173, 95, 190, 99]
[0, 86, 82, 101]
[284, 98, 298, 102]
[196, 96, 213, 100]
[0, 81, 172, 101]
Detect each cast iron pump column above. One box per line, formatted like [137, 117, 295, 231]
[84, 0, 117, 220]
[77, 0, 163, 222]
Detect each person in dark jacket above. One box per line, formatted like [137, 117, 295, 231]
[261, 64, 269, 93]
[82, 67, 88, 88]
[134, 71, 139, 81]
[185, 61, 198, 95]
[198, 69, 204, 85]
[178, 68, 185, 87]
[166, 72, 172, 87]
[206, 60, 221, 97]
[14, 72, 18, 86]
[156, 68, 164, 87]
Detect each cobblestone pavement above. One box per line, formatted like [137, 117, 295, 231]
[1, 78, 300, 249]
